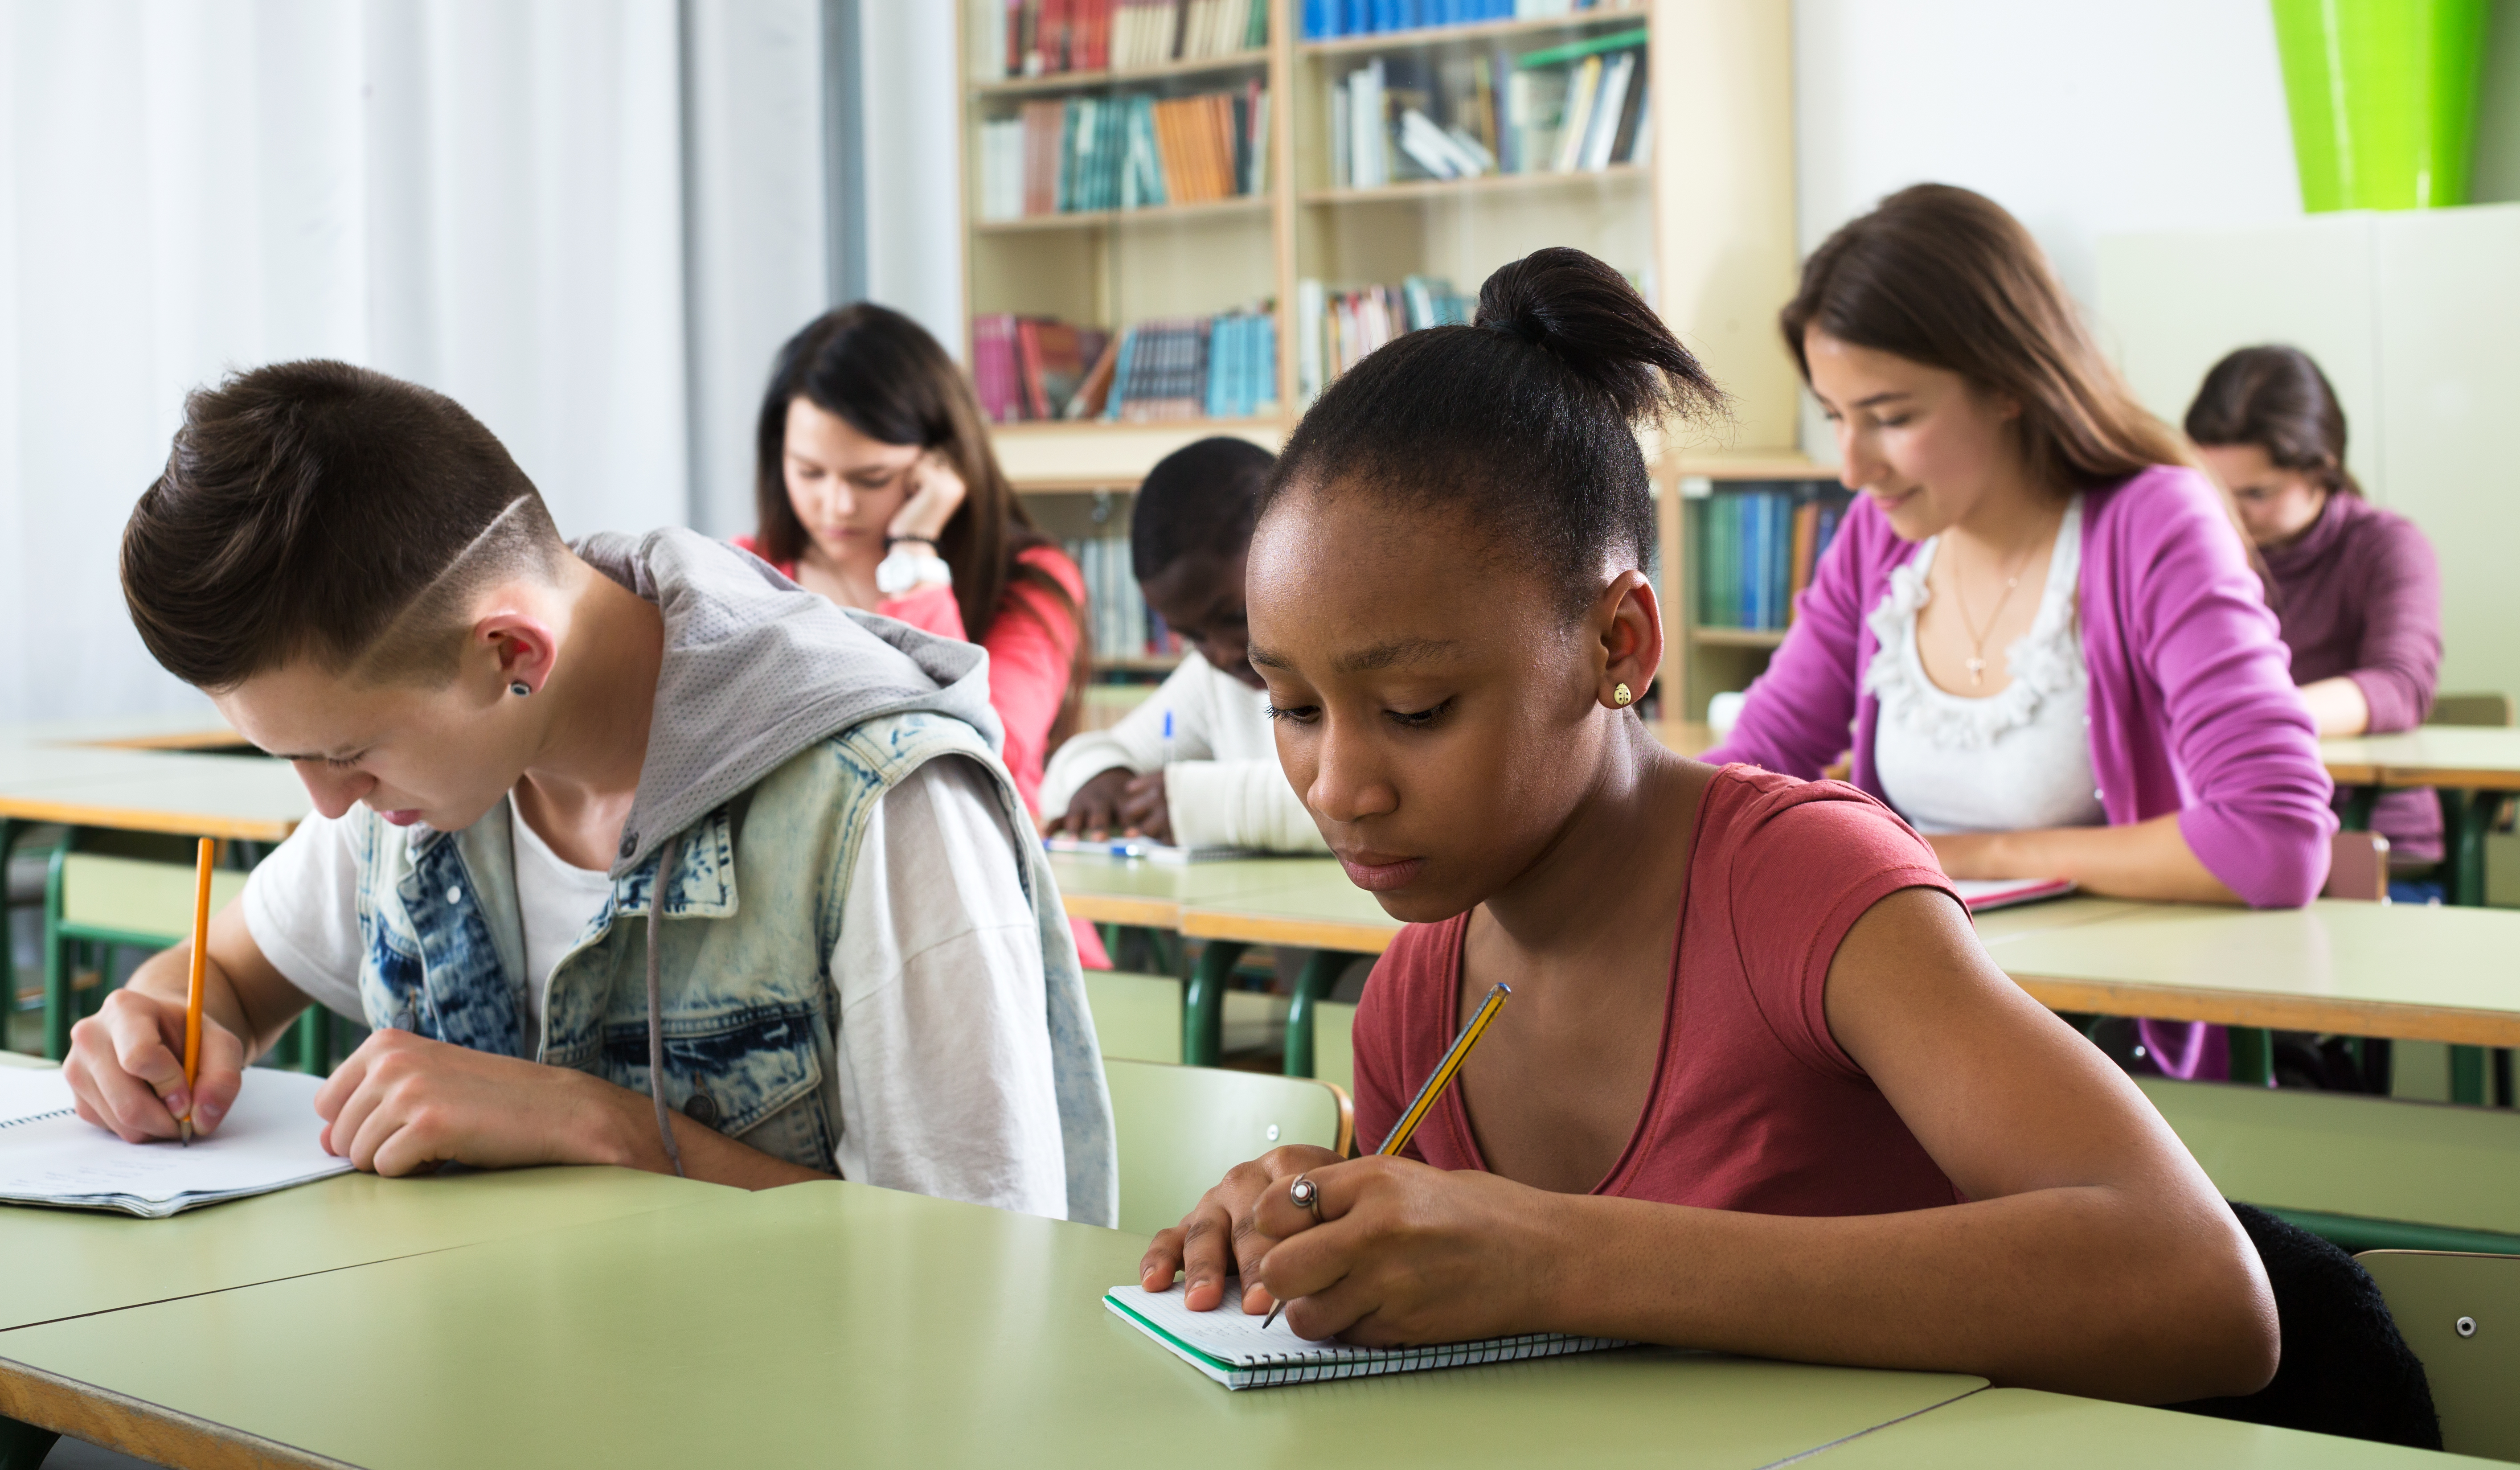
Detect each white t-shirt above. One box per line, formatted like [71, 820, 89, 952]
[240, 757, 1067, 1217]
[1036, 649, 1327, 852]
[508, 794, 616, 1036]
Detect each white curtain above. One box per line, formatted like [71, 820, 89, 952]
[0, 0, 831, 724]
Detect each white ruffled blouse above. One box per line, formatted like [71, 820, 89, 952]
[1868, 496, 2106, 836]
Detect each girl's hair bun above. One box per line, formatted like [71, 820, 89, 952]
[1474, 246, 1723, 425]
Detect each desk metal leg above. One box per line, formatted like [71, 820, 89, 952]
[1183, 941, 1246, 1068]
[2438, 788, 2500, 908]
[0, 817, 21, 1050]
[2229, 1027, 2275, 1088]
[1284, 951, 1352, 1079]
[0, 1415, 58, 1470]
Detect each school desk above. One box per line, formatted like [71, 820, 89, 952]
[1811, 1387, 2490, 1467]
[2322, 727, 2520, 907]
[0, 1179, 1987, 1470]
[1976, 898, 2520, 1050]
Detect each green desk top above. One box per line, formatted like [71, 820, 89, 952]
[0, 747, 308, 841]
[1046, 852, 1344, 910]
[0, 1181, 1984, 1469]
[1979, 899, 2520, 1046]
[0, 1166, 730, 1331]
[2322, 727, 2520, 791]
[1813, 1387, 2494, 1467]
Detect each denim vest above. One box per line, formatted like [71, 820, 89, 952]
[345, 710, 1117, 1225]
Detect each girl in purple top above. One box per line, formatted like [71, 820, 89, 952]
[2187, 346, 2444, 868]
[1707, 185, 2332, 920]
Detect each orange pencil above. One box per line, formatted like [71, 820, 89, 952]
[180, 837, 213, 1145]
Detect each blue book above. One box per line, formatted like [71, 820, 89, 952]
[1104, 327, 1138, 421]
[1205, 316, 1233, 419]
[1304, 0, 1334, 38]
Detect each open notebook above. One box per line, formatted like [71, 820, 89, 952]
[1951, 877, 2074, 913]
[0, 1065, 351, 1217]
[1106, 1281, 1630, 1389]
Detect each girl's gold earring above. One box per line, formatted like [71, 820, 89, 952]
[1613, 683, 1633, 707]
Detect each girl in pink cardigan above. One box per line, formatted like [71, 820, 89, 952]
[1704, 187, 2334, 1077]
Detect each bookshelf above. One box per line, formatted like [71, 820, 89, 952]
[957, 1, 1811, 702]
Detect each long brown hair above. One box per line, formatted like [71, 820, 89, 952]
[754, 304, 1084, 738]
[1781, 184, 2189, 492]
[2184, 345, 2361, 498]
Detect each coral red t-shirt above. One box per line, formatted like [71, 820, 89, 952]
[1352, 765, 1965, 1216]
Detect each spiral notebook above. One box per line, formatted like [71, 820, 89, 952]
[0, 1065, 352, 1218]
[1105, 1281, 1630, 1389]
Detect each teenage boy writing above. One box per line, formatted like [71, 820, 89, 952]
[1041, 438, 1324, 852]
[66, 361, 1115, 1222]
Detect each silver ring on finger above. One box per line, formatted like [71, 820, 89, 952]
[1289, 1173, 1323, 1224]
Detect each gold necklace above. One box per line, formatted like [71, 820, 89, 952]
[1946, 533, 2044, 688]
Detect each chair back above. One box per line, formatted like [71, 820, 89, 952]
[2322, 831, 2389, 902]
[2356, 1250, 2520, 1459]
[1103, 1058, 1352, 1236]
[56, 853, 248, 942]
[2426, 692, 2515, 728]
[1082, 971, 1182, 1064]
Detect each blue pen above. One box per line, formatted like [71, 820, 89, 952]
[1160, 708, 1175, 770]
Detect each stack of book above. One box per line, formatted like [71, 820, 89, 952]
[1066, 533, 1187, 661]
[1694, 486, 1850, 632]
[1303, 0, 1636, 38]
[1327, 30, 1647, 189]
[971, 316, 1112, 422]
[1105, 310, 1280, 422]
[1292, 276, 1471, 399]
[978, 82, 1269, 220]
[977, 0, 1270, 80]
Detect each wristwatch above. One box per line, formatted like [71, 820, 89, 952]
[876, 541, 952, 596]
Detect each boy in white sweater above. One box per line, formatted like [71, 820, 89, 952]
[1041, 439, 1326, 853]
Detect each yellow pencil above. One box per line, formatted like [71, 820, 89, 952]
[1262, 983, 1510, 1327]
[179, 838, 213, 1146]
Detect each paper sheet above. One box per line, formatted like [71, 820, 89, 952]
[0, 1066, 351, 1217]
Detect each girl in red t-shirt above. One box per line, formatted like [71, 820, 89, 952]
[1136, 248, 2277, 1405]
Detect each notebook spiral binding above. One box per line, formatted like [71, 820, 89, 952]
[0, 1107, 74, 1130]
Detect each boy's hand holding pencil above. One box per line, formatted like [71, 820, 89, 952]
[59, 837, 250, 1146]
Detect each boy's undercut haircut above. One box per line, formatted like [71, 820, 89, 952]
[123, 360, 565, 691]
[1130, 437, 1275, 584]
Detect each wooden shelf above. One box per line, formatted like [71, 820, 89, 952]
[970, 50, 1269, 99]
[1691, 627, 1787, 649]
[1300, 164, 1645, 207]
[1300, 8, 1649, 57]
[973, 195, 1271, 234]
[1665, 450, 1828, 482]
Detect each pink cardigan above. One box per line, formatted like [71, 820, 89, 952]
[1703, 465, 2336, 909]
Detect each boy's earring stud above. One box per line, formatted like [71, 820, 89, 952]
[1613, 683, 1633, 707]
[509, 681, 533, 698]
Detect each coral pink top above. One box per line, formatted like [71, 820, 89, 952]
[1353, 766, 1965, 1215]
[733, 538, 1083, 814]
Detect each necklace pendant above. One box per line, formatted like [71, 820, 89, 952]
[1965, 656, 1985, 687]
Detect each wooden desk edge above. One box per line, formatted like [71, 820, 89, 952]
[1180, 909, 1397, 954]
[0, 797, 297, 844]
[0, 1355, 349, 1470]
[1057, 895, 1184, 928]
[2011, 975, 2520, 1048]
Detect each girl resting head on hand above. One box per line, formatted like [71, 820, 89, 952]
[1137, 246, 2279, 1407]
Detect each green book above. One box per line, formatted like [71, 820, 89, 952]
[1516, 27, 1648, 72]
